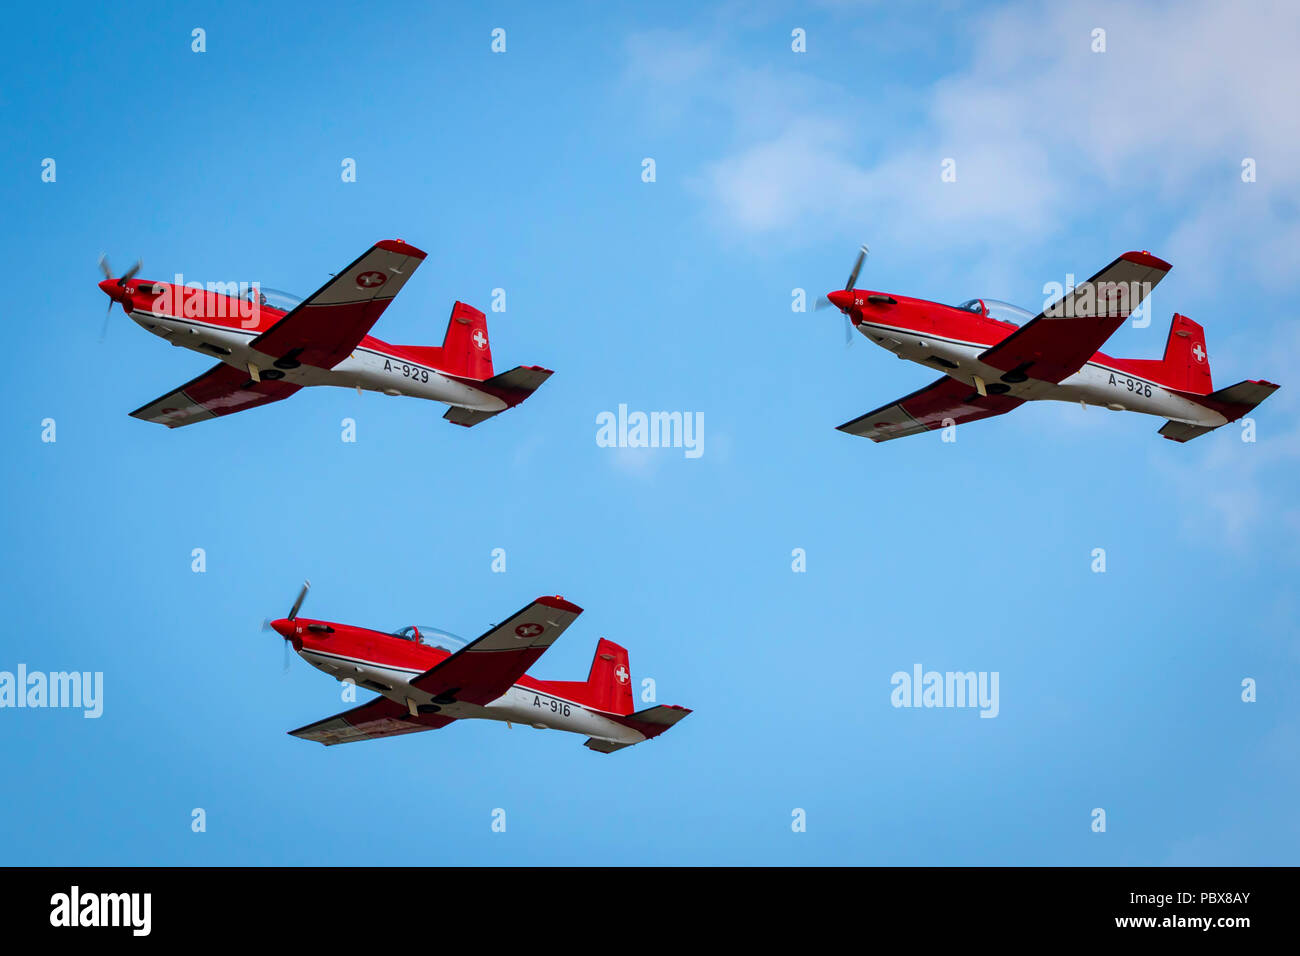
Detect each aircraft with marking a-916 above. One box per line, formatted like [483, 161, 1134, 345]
[97, 239, 551, 428]
[819, 248, 1278, 442]
[266, 583, 691, 754]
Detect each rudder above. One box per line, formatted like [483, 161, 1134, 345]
[440, 301, 494, 380]
[1158, 314, 1212, 393]
[543, 638, 634, 715]
[583, 638, 634, 715]
[1123, 314, 1212, 393]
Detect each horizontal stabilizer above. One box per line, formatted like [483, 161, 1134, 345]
[1161, 379, 1279, 442]
[444, 406, 499, 427]
[1207, 380, 1279, 407]
[583, 704, 692, 754]
[443, 365, 554, 428]
[485, 365, 553, 393]
[584, 737, 634, 754]
[1158, 420, 1217, 443]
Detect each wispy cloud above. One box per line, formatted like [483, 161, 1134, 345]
[625, 0, 1300, 276]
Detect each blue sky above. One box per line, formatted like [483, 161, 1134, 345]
[1, 0, 1297, 865]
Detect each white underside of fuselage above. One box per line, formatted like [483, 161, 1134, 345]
[856, 318, 1227, 428]
[294, 644, 645, 747]
[128, 309, 506, 413]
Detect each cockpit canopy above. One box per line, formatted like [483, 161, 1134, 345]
[241, 287, 302, 312]
[391, 625, 467, 653]
[954, 298, 1035, 327]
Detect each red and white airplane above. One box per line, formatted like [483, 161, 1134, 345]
[268, 584, 691, 754]
[97, 239, 551, 428]
[822, 249, 1278, 442]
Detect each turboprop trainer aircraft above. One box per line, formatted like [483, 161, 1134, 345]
[820, 248, 1278, 442]
[96, 239, 551, 428]
[267, 584, 691, 753]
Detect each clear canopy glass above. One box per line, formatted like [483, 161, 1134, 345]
[211, 285, 303, 313]
[260, 288, 303, 312]
[954, 298, 1034, 327]
[391, 626, 468, 653]
[981, 299, 1035, 325]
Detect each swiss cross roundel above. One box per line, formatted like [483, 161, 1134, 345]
[1192, 343, 1206, 364]
[515, 622, 544, 638]
[356, 270, 388, 289]
[615, 665, 629, 684]
[472, 329, 487, 350]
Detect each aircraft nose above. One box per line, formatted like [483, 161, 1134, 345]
[98, 279, 124, 301]
[270, 619, 294, 638]
[826, 290, 853, 311]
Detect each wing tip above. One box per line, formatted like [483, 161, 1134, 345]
[1120, 250, 1172, 272]
[376, 238, 428, 259]
[536, 594, 583, 614]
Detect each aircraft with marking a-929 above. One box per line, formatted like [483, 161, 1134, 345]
[97, 239, 551, 428]
[819, 248, 1278, 442]
[266, 583, 691, 754]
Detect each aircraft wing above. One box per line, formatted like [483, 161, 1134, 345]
[410, 596, 583, 706]
[248, 239, 427, 370]
[977, 250, 1171, 384]
[129, 361, 301, 428]
[838, 375, 1023, 442]
[288, 696, 455, 746]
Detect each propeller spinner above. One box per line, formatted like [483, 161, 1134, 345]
[263, 580, 310, 673]
[815, 245, 869, 345]
[96, 254, 142, 341]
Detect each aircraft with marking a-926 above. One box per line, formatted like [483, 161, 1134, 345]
[819, 248, 1277, 442]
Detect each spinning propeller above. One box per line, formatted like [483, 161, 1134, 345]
[815, 245, 869, 346]
[262, 580, 310, 673]
[96, 254, 142, 342]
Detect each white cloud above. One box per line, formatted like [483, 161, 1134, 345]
[627, 0, 1300, 272]
[1153, 326, 1300, 549]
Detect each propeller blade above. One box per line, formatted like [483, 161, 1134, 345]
[261, 618, 274, 633]
[814, 296, 835, 312]
[287, 580, 310, 621]
[844, 245, 868, 292]
[844, 315, 854, 347]
[118, 259, 142, 285]
[99, 299, 114, 343]
[283, 639, 292, 673]
[97, 253, 112, 280]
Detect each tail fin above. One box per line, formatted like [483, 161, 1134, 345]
[542, 638, 634, 715]
[438, 301, 494, 380]
[1126, 314, 1213, 393]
